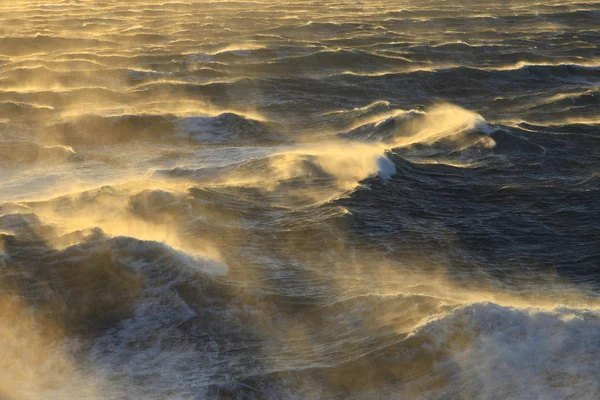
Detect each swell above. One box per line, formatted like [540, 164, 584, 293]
[1, 1, 600, 399]
[237, 49, 413, 75]
[232, 301, 600, 399]
[8, 183, 597, 397]
[0, 141, 79, 166]
[338, 127, 600, 289]
[334, 64, 600, 85]
[43, 112, 280, 146]
[119, 63, 600, 119]
[0, 87, 131, 110]
[0, 36, 118, 56]
[0, 66, 166, 90]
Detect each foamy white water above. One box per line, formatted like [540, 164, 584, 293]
[1, 1, 600, 399]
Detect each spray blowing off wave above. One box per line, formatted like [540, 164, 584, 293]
[390, 103, 493, 146]
[154, 146, 394, 206]
[273, 104, 492, 197]
[270, 142, 396, 188]
[340, 103, 494, 147]
[2, 1, 599, 398]
[0, 210, 231, 399]
[156, 103, 492, 205]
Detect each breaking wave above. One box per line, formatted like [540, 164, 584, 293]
[1, 0, 600, 398]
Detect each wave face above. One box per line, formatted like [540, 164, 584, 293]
[1, 0, 600, 399]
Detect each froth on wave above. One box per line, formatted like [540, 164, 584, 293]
[340, 103, 494, 147]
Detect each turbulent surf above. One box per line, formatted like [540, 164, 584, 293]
[0, 0, 599, 399]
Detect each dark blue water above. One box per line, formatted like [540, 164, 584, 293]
[0, 1, 599, 398]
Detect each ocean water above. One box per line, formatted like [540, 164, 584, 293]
[0, 0, 599, 399]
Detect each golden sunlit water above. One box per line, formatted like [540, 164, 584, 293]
[1, 1, 600, 399]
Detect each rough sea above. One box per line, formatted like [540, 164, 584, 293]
[0, 1, 599, 399]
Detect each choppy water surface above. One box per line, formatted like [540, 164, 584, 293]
[1, 1, 599, 398]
